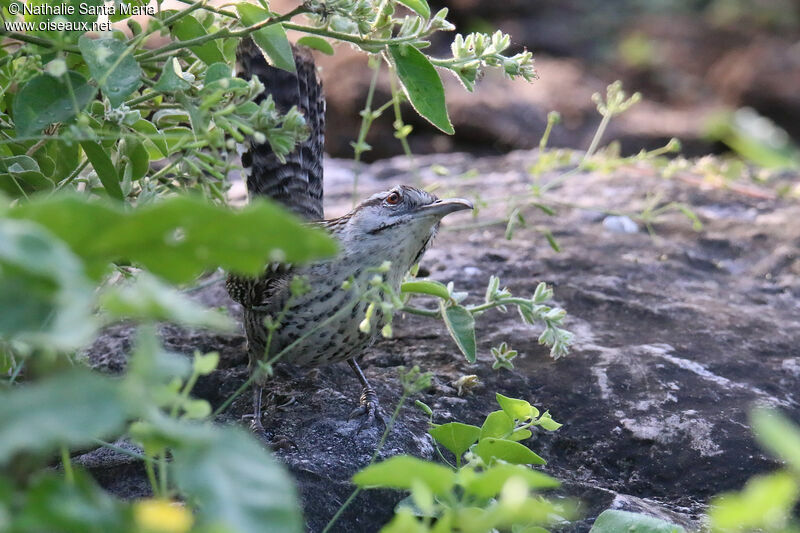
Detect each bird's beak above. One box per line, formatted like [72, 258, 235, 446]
[413, 198, 474, 218]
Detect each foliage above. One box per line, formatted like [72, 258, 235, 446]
[0, 0, 570, 531]
[589, 510, 685, 533]
[400, 277, 573, 361]
[352, 393, 571, 532]
[0, 0, 534, 204]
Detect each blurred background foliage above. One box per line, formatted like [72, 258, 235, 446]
[305, 0, 800, 173]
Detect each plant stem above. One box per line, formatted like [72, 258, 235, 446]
[282, 23, 421, 47]
[351, 60, 381, 206]
[158, 453, 168, 497]
[144, 454, 160, 497]
[322, 391, 411, 533]
[400, 305, 440, 318]
[137, 6, 307, 61]
[584, 112, 611, 161]
[61, 446, 74, 484]
[389, 72, 418, 183]
[1, 31, 80, 53]
[92, 438, 147, 461]
[174, 0, 237, 18]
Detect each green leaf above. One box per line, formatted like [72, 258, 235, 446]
[708, 471, 798, 532]
[24, 0, 102, 41]
[204, 62, 233, 85]
[10, 194, 337, 283]
[297, 36, 334, 55]
[172, 424, 303, 533]
[124, 328, 192, 406]
[121, 138, 149, 181]
[542, 228, 560, 252]
[78, 36, 142, 107]
[463, 463, 559, 498]
[509, 428, 532, 441]
[381, 509, 429, 533]
[13, 72, 93, 137]
[353, 455, 455, 495]
[172, 15, 225, 65]
[496, 393, 536, 421]
[401, 279, 451, 300]
[193, 351, 219, 375]
[0, 155, 53, 195]
[131, 119, 169, 159]
[475, 438, 546, 465]
[751, 409, 800, 472]
[45, 139, 81, 184]
[440, 303, 476, 362]
[80, 141, 124, 200]
[182, 398, 212, 419]
[429, 422, 480, 460]
[590, 510, 686, 533]
[0, 219, 95, 349]
[396, 0, 430, 18]
[480, 410, 513, 440]
[0, 371, 127, 463]
[15, 471, 132, 532]
[237, 5, 296, 73]
[152, 57, 192, 93]
[100, 273, 234, 331]
[388, 44, 453, 134]
[537, 411, 562, 431]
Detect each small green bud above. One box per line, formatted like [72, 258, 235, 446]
[381, 323, 393, 338]
[547, 111, 562, 125]
[415, 400, 433, 417]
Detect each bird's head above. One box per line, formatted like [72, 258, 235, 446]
[335, 185, 473, 275]
[349, 185, 472, 236]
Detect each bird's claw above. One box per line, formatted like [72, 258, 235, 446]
[269, 434, 298, 451]
[349, 387, 386, 433]
[246, 416, 297, 450]
[247, 415, 268, 436]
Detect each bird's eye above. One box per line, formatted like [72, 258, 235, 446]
[385, 191, 401, 205]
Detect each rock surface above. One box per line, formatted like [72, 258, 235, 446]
[79, 150, 800, 532]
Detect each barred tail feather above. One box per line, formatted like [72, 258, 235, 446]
[235, 38, 325, 222]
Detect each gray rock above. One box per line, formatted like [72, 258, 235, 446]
[79, 149, 800, 532]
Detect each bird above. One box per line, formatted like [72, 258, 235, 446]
[226, 38, 473, 434]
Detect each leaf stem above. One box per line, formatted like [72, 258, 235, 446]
[351, 59, 381, 206]
[137, 6, 307, 61]
[1, 31, 80, 53]
[322, 390, 411, 533]
[61, 446, 74, 484]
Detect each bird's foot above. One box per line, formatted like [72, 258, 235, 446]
[269, 434, 298, 451]
[244, 415, 297, 450]
[244, 414, 268, 435]
[349, 386, 386, 433]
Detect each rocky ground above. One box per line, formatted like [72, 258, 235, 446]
[79, 150, 800, 531]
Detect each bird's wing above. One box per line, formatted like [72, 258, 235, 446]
[236, 37, 325, 221]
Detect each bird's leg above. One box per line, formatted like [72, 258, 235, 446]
[348, 358, 386, 430]
[250, 384, 266, 433]
[247, 357, 297, 450]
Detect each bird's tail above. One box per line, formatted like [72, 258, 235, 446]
[235, 38, 325, 221]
